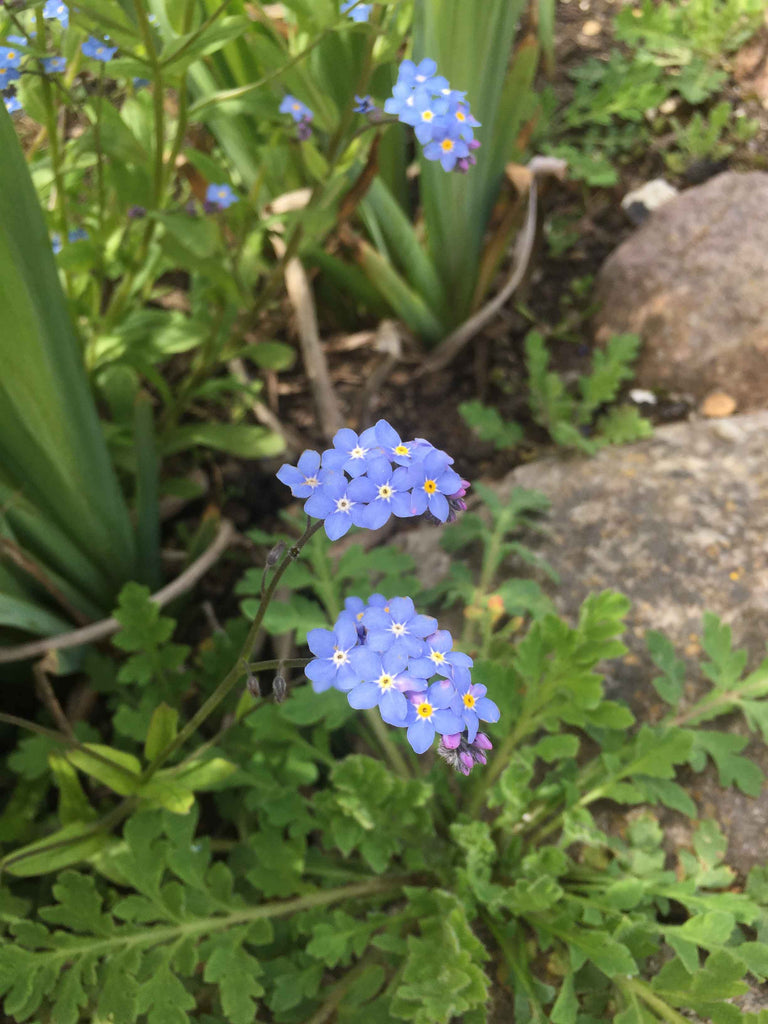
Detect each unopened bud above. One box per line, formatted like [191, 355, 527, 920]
[273, 674, 287, 703]
[246, 674, 260, 698]
[266, 544, 286, 569]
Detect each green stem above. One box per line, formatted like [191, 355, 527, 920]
[159, 0, 230, 70]
[364, 710, 411, 778]
[133, 0, 165, 207]
[141, 521, 323, 778]
[252, 11, 381, 317]
[482, 913, 548, 1023]
[93, 62, 107, 237]
[18, 876, 402, 961]
[34, 12, 68, 239]
[617, 978, 691, 1024]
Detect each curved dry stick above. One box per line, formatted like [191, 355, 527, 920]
[416, 156, 568, 378]
[0, 519, 236, 665]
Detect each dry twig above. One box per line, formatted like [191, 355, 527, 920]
[0, 519, 236, 665]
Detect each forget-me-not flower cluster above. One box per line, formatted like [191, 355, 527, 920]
[277, 419, 471, 540]
[305, 595, 499, 768]
[0, 40, 23, 111]
[0, 2, 71, 114]
[279, 94, 314, 140]
[384, 58, 481, 172]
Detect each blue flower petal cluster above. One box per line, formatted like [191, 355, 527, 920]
[51, 228, 88, 254]
[205, 183, 238, 210]
[42, 56, 67, 75]
[82, 36, 117, 62]
[43, 1, 70, 27]
[384, 59, 481, 172]
[0, 42, 22, 109]
[306, 596, 499, 767]
[277, 419, 471, 540]
[340, 1, 373, 22]
[279, 94, 314, 140]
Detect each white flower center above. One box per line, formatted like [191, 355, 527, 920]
[378, 484, 393, 500]
[304, 475, 319, 488]
[332, 649, 350, 667]
[349, 445, 367, 459]
[335, 496, 353, 513]
[389, 622, 407, 637]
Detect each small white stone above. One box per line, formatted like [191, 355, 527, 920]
[629, 388, 658, 405]
[621, 179, 679, 218]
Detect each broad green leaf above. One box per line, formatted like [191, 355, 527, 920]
[0, 104, 137, 617]
[160, 423, 284, 459]
[65, 745, 142, 795]
[144, 705, 179, 762]
[2, 821, 113, 877]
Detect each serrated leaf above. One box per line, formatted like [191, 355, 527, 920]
[201, 928, 264, 1024]
[689, 731, 764, 797]
[701, 613, 748, 689]
[646, 630, 685, 705]
[458, 399, 523, 450]
[565, 929, 637, 977]
[534, 734, 579, 763]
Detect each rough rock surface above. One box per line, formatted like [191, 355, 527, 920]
[401, 413, 768, 874]
[593, 171, 768, 410]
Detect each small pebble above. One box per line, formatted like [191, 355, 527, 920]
[701, 392, 737, 418]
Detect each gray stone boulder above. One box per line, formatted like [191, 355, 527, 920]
[402, 413, 768, 873]
[593, 171, 768, 411]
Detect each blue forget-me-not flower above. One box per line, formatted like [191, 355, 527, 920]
[205, 183, 238, 210]
[43, 1, 69, 27]
[82, 36, 117, 62]
[341, 1, 373, 21]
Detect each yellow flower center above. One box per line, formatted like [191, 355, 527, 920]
[377, 674, 394, 691]
[422, 110, 434, 122]
[96, 47, 104, 55]
[456, 110, 466, 122]
[423, 479, 437, 494]
[356, 611, 364, 621]
[462, 693, 476, 709]
[378, 484, 393, 499]
[7, 51, 15, 60]
[416, 701, 433, 720]
[292, 103, 300, 110]
[394, 444, 410, 456]
[441, 139, 454, 153]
